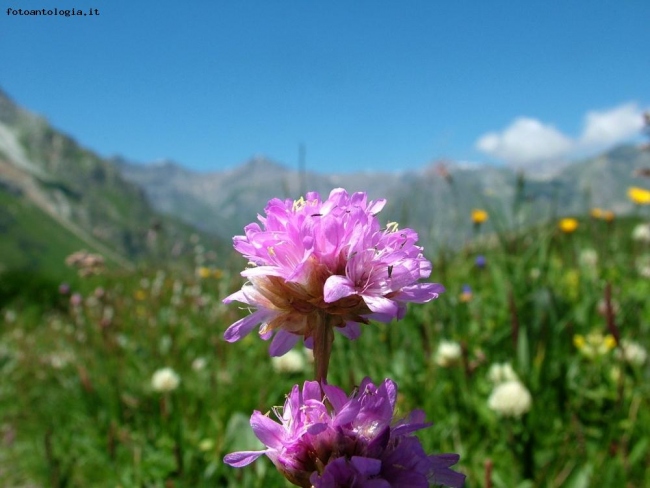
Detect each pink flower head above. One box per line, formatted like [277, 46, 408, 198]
[224, 378, 465, 488]
[223, 188, 444, 356]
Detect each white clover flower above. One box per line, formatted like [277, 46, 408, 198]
[488, 380, 532, 417]
[487, 362, 519, 384]
[151, 367, 180, 392]
[616, 340, 647, 365]
[271, 349, 306, 374]
[636, 255, 650, 278]
[192, 357, 207, 371]
[578, 248, 598, 268]
[632, 223, 650, 243]
[434, 340, 462, 367]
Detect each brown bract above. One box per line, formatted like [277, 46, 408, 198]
[247, 259, 375, 382]
[253, 273, 372, 339]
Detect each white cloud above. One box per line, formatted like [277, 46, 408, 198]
[475, 117, 573, 167]
[579, 103, 644, 147]
[475, 103, 646, 168]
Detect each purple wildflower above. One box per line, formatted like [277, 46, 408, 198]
[475, 255, 486, 269]
[70, 292, 83, 308]
[223, 189, 444, 360]
[224, 378, 465, 488]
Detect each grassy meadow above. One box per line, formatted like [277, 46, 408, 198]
[1, 198, 650, 487]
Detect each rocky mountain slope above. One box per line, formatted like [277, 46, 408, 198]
[0, 89, 222, 274]
[116, 146, 650, 251]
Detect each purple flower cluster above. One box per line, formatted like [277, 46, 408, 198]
[224, 378, 465, 488]
[223, 189, 444, 356]
[222, 189, 464, 486]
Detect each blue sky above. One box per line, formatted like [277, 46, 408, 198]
[1, 0, 649, 173]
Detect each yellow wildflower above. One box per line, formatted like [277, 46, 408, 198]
[603, 335, 617, 350]
[628, 186, 650, 205]
[558, 218, 579, 233]
[590, 208, 603, 219]
[590, 208, 615, 221]
[471, 209, 489, 224]
[196, 266, 212, 279]
[573, 334, 585, 350]
[574, 332, 616, 359]
[134, 289, 147, 301]
[196, 266, 223, 279]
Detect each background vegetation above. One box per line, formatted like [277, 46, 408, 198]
[1, 193, 649, 488]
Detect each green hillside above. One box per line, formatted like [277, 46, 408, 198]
[0, 183, 102, 277]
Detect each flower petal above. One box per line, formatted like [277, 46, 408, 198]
[322, 383, 349, 413]
[337, 321, 361, 340]
[429, 454, 466, 487]
[268, 329, 300, 356]
[250, 411, 285, 449]
[351, 456, 382, 477]
[363, 295, 398, 316]
[223, 310, 271, 342]
[332, 398, 361, 427]
[396, 283, 445, 303]
[302, 380, 323, 402]
[223, 450, 267, 467]
[323, 275, 357, 303]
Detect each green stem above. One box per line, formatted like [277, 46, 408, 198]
[312, 314, 334, 384]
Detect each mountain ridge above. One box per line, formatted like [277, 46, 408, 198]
[0, 88, 224, 274]
[2, 86, 649, 269]
[116, 143, 650, 250]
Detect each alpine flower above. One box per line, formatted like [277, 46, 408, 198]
[590, 208, 614, 221]
[615, 339, 648, 365]
[628, 186, 650, 205]
[487, 380, 532, 418]
[223, 189, 444, 380]
[632, 223, 650, 243]
[471, 209, 488, 225]
[151, 367, 180, 392]
[487, 362, 519, 384]
[459, 284, 472, 303]
[558, 218, 578, 233]
[590, 207, 604, 219]
[434, 340, 462, 367]
[573, 332, 616, 359]
[224, 377, 465, 488]
[578, 248, 598, 268]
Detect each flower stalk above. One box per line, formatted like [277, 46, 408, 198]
[312, 313, 334, 384]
